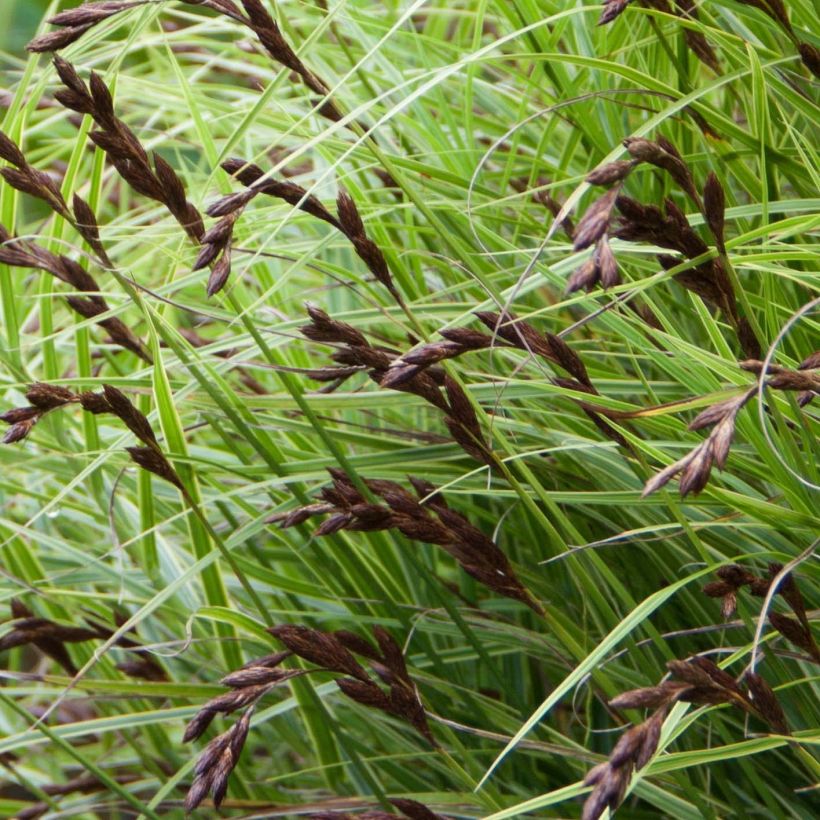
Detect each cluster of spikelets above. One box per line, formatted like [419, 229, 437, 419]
[580, 561, 817, 819]
[182, 624, 436, 811]
[571, 136, 761, 359]
[269, 469, 545, 614]
[596, 0, 819, 77]
[1, 383, 182, 488]
[0, 598, 165, 681]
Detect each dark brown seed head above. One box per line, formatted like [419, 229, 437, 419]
[623, 137, 666, 164]
[220, 666, 303, 688]
[206, 252, 232, 297]
[745, 673, 788, 734]
[595, 235, 619, 288]
[72, 194, 102, 244]
[689, 396, 739, 431]
[799, 42, 820, 78]
[703, 580, 734, 598]
[48, 2, 146, 29]
[88, 71, 116, 125]
[566, 257, 599, 293]
[609, 682, 684, 710]
[52, 56, 89, 96]
[3, 418, 37, 444]
[598, 0, 631, 25]
[703, 171, 726, 250]
[26, 383, 76, 410]
[717, 564, 756, 586]
[586, 160, 635, 186]
[302, 305, 369, 348]
[641, 451, 692, 498]
[1, 406, 41, 425]
[389, 798, 446, 820]
[333, 630, 380, 661]
[678, 443, 713, 497]
[0, 131, 27, 168]
[269, 624, 371, 681]
[336, 188, 365, 238]
[768, 612, 813, 655]
[126, 447, 183, 489]
[79, 391, 111, 415]
[573, 188, 619, 251]
[635, 708, 664, 768]
[206, 190, 256, 218]
[102, 384, 157, 446]
[28, 25, 94, 53]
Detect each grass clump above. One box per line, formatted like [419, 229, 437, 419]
[0, 1, 817, 817]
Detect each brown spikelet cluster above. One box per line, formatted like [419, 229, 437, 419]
[300, 306, 491, 461]
[29, 8, 389, 300]
[642, 350, 818, 497]
[672, 0, 721, 73]
[183, 654, 300, 747]
[581, 705, 663, 820]
[309, 798, 447, 820]
[642, 388, 755, 498]
[386, 311, 590, 388]
[269, 469, 544, 614]
[1, 382, 182, 488]
[583, 656, 788, 820]
[182, 649, 301, 809]
[217, 158, 342, 229]
[183, 625, 435, 810]
[29, 1, 345, 115]
[740, 355, 820, 407]
[1, 599, 104, 675]
[703, 563, 819, 662]
[51, 58, 205, 245]
[210, 162, 401, 303]
[0, 130, 71, 214]
[597, 0, 631, 26]
[1, 383, 77, 444]
[400, 311, 627, 446]
[597, 0, 819, 78]
[569, 187, 621, 291]
[732, 0, 820, 77]
[336, 188, 401, 303]
[0, 129, 152, 358]
[184, 709, 252, 812]
[573, 135, 761, 359]
[193, 209, 239, 297]
[0, 600, 165, 680]
[199, 156, 343, 295]
[101, 384, 185, 489]
[384, 310, 627, 447]
[44, 57, 242, 296]
[26, 2, 149, 53]
[611, 657, 789, 732]
[0, 226, 147, 361]
[234, 0, 341, 118]
[0, 142, 149, 364]
[271, 624, 437, 743]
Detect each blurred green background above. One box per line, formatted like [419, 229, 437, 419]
[2, 0, 54, 55]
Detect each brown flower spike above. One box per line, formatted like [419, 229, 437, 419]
[584, 656, 789, 820]
[270, 470, 544, 614]
[1, 383, 182, 489]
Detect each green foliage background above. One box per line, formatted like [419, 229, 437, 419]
[2, 1, 49, 53]
[0, 1, 817, 819]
